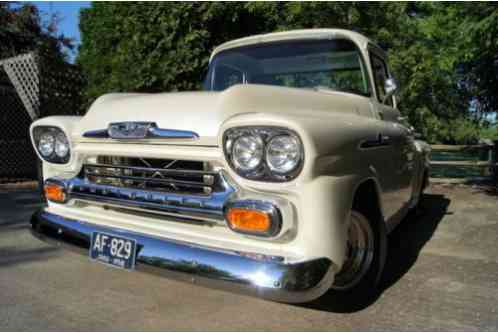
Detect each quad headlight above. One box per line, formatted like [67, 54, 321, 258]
[231, 134, 265, 172]
[32, 126, 71, 164]
[223, 127, 303, 181]
[266, 135, 302, 174]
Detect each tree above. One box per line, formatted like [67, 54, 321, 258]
[0, 2, 73, 61]
[77, 2, 413, 104]
[391, 3, 498, 143]
[77, 2, 498, 144]
[456, 3, 498, 117]
[77, 2, 270, 101]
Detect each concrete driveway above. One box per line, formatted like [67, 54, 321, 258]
[1, 184, 498, 331]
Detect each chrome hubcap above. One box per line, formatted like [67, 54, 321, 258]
[332, 211, 374, 290]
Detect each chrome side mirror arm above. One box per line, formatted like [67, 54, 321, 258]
[382, 77, 399, 104]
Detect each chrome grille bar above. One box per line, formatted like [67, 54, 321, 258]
[61, 171, 235, 223]
[85, 163, 217, 176]
[61, 157, 236, 223]
[83, 157, 217, 196]
[84, 170, 210, 188]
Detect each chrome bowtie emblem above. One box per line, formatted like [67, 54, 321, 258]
[108, 122, 154, 139]
[151, 171, 164, 179]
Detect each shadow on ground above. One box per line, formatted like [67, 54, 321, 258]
[0, 189, 55, 267]
[0, 190, 43, 224]
[469, 182, 498, 196]
[304, 192, 451, 313]
[447, 179, 498, 196]
[0, 246, 60, 267]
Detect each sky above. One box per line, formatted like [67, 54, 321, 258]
[33, 1, 92, 62]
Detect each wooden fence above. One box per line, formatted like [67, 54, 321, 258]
[429, 143, 498, 183]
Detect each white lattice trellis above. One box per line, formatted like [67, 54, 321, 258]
[0, 53, 40, 120]
[0, 52, 85, 181]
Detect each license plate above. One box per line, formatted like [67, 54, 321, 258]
[90, 232, 137, 270]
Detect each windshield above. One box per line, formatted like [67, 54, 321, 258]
[204, 39, 371, 96]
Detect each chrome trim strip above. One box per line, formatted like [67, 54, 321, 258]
[72, 190, 225, 222]
[84, 171, 210, 189]
[56, 172, 236, 222]
[31, 210, 335, 303]
[74, 199, 222, 225]
[83, 122, 199, 140]
[149, 127, 199, 140]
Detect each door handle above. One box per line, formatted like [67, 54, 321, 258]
[378, 133, 391, 145]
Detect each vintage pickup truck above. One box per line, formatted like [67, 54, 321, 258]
[30, 29, 430, 304]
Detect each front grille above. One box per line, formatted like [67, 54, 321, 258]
[82, 156, 216, 196]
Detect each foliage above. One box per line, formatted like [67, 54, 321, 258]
[77, 2, 498, 144]
[478, 124, 498, 141]
[390, 3, 498, 144]
[0, 2, 73, 61]
[77, 2, 270, 101]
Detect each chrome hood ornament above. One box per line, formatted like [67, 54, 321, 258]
[83, 122, 199, 140]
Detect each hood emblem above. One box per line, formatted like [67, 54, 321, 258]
[108, 122, 153, 139]
[83, 122, 199, 140]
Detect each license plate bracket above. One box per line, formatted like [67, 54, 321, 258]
[90, 232, 137, 270]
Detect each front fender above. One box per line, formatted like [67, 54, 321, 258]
[30, 116, 83, 179]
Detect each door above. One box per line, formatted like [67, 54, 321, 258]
[369, 52, 415, 222]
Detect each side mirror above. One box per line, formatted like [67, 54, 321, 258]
[383, 77, 398, 104]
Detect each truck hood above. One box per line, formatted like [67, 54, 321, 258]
[75, 84, 370, 146]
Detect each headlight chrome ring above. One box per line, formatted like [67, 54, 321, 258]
[223, 126, 304, 182]
[33, 126, 71, 164]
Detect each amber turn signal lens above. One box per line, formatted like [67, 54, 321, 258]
[44, 183, 66, 203]
[226, 208, 271, 234]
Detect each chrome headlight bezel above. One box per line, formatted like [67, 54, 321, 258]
[32, 126, 71, 164]
[223, 126, 304, 182]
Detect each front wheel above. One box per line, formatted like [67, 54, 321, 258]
[323, 209, 387, 310]
[331, 211, 376, 290]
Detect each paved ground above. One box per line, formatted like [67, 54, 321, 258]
[1, 183, 498, 331]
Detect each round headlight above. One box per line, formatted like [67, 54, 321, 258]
[33, 126, 71, 163]
[54, 132, 70, 158]
[266, 135, 302, 174]
[38, 132, 55, 157]
[232, 135, 264, 171]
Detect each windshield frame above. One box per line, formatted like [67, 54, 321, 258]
[204, 38, 373, 98]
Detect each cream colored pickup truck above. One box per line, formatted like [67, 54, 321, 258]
[30, 29, 430, 304]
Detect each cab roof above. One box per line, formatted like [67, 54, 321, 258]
[210, 29, 384, 61]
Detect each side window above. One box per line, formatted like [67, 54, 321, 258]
[370, 53, 393, 107]
[213, 65, 245, 91]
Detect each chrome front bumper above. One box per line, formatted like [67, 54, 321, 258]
[31, 210, 335, 303]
